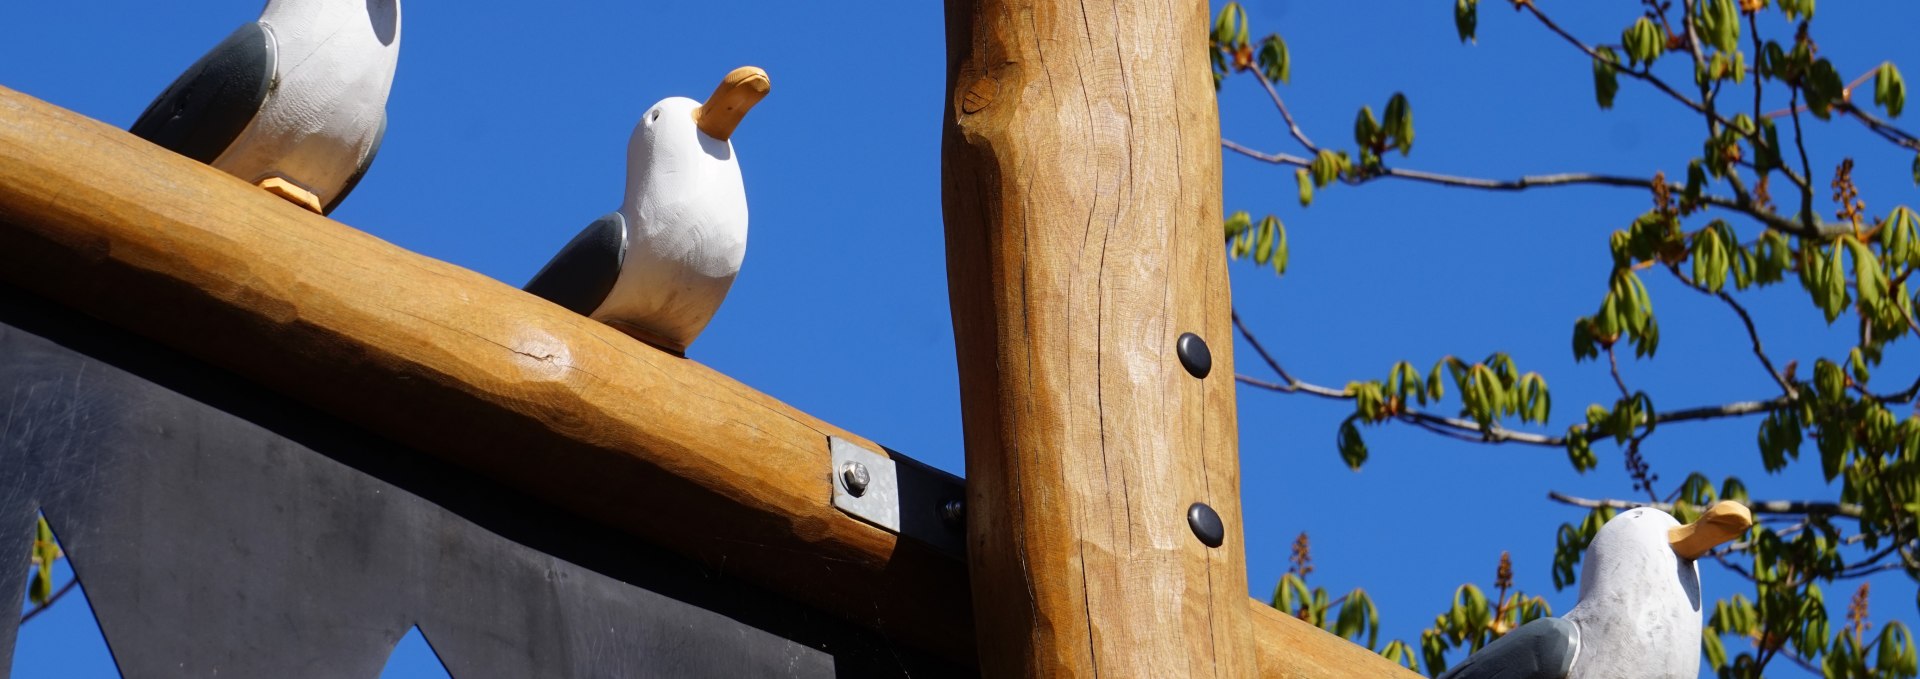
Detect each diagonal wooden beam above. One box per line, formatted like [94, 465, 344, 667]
[0, 84, 1421, 677]
[940, 0, 1260, 675]
[0, 83, 977, 661]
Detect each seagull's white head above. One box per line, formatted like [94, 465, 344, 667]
[620, 67, 771, 253]
[1578, 501, 1752, 601]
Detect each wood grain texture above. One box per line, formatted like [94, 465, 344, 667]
[941, 0, 1257, 675]
[0, 85, 973, 663]
[1250, 603, 1427, 679]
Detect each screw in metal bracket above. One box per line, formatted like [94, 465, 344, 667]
[840, 461, 871, 497]
[940, 499, 965, 530]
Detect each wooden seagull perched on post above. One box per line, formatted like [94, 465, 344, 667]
[1438, 501, 1754, 679]
[523, 66, 771, 355]
[129, 0, 402, 215]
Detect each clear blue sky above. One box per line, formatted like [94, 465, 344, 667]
[3, 1, 1917, 677]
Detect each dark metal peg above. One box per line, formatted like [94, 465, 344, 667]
[940, 499, 965, 530]
[1187, 502, 1225, 548]
[1176, 332, 1212, 379]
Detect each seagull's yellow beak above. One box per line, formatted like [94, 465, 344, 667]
[693, 66, 771, 142]
[1669, 500, 1754, 560]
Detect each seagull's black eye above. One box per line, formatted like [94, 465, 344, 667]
[649, 109, 661, 122]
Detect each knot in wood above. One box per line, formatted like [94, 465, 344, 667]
[961, 77, 997, 114]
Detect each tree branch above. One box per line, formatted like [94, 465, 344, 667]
[1837, 102, 1920, 153]
[1517, 1, 1810, 193]
[1547, 491, 1864, 518]
[1220, 138, 1845, 238]
[1240, 56, 1320, 154]
[1665, 267, 1798, 398]
[1232, 311, 1792, 448]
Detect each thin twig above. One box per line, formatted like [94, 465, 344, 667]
[1219, 139, 1844, 238]
[1837, 102, 1920, 152]
[1789, 86, 1817, 227]
[1518, 2, 1809, 192]
[1244, 59, 1319, 154]
[1606, 345, 1632, 399]
[1233, 316, 1791, 446]
[1547, 491, 1865, 518]
[1748, 12, 1764, 135]
[1665, 267, 1797, 397]
[1679, 0, 1719, 139]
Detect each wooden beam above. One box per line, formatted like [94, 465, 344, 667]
[0, 85, 1424, 678]
[941, 0, 1257, 676]
[0, 85, 975, 662]
[1252, 605, 1425, 678]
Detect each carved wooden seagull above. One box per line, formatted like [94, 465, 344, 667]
[524, 67, 771, 354]
[1438, 501, 1753, 679]
[130, 0, 402, 215]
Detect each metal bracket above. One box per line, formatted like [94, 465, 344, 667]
[830, 437, 899, 532]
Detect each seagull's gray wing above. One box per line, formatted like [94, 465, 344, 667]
[524, 213, 628, 316]
[1436, 617, 1579, 679]
[129, 22, 276, 164]
[322, 115, 384, 215]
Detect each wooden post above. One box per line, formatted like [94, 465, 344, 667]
[942, 1, 1256, 676]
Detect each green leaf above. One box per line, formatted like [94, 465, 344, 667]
[1703, 629, 1728, 669]
[1296, 168, 1313, 207]
[1383, 93, 1414, 156]
[1258, 35, 1291, 84]
[1455, 0, 1478, 43]
[1779, 0, 1814, 21]
[1354, 105, 1380, 152]
[1691, 222, 1731, 292]
[1571, 317, 1599, 362]
[1805, 59, 1846, 119]
[1265, 216, 1288, 275]
[1592, 47, 1621, 109]
[1880, 622, 1917, 676]
[1622, 17, 1664, 68]
[1818, 244, 1850, 322]
[1337, 416, 1368, 470]
[1212, 3, 1248, 49]
[1309, 149, 1350, 187]
[1846, 237, 1887, 312]
[1695, 0, 1740, 53]
[1565, 427, 1597, 472]
[1876, 62, 1906, 117]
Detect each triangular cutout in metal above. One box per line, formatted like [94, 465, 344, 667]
[11, 513, 121, 678]
[380, 626, 452, 679]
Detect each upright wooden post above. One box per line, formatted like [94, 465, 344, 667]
[942, 1, 1255, 676]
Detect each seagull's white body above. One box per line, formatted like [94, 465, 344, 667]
[591, 97, 749, 348]
[522, 67, 766, 353]
[214, 0, 401, 208]
[1561, 507, 1700, 679]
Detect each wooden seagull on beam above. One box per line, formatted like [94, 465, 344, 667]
[130, 0, 402, 215]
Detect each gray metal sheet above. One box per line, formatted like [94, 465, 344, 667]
[0, 287, 972, 679]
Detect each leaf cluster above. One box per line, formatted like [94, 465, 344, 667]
[1214, 2, 1920, 676]
[1336, 356, 1550, 469]
[1223, 211, 1287, 276]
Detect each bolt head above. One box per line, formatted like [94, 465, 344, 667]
[940, 499, 965, 529]
[1177, 332, 1213, 379]
[840, 461, 871, 497]
[1187, 502, 1225, 548]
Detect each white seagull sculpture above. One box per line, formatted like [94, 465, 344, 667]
[1438, 500, 1754, 679]
[524, 66, 771, 355]
[130, 0, 402, 215]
